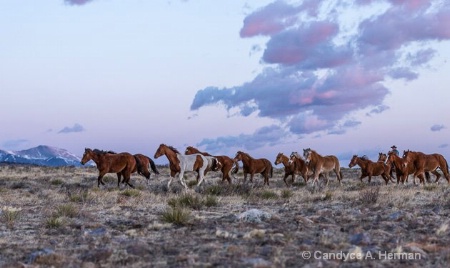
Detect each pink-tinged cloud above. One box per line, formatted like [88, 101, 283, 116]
[358, 5, 450, 54]
[191, 0, 450, 149]
[388, 0, 432, 11]
[240, 1, 300, 37]
[64, 0, 93, 5]
[263, 21, 352, 68]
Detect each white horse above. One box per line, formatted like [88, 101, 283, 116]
[154, 144, 213, 189]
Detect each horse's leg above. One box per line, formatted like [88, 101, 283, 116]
[97, 170, 107, 187]
[197, 166, 207, 187]
[283, 173, 289, 187]
[124, 173, 134, 188]
[431, 170, 441, 183]
[178, 171, 188, 189]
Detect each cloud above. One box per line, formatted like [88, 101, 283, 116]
[2, 139, 29, 150]
[430, 124, 445, 132]
[64, 0, 94, 5]
[366, 105, 390, 116]
[197, 125, 290, 153]
[438, 143, 449, 148]
[58, 123, 85, 134]
[191, 0, 450, 146]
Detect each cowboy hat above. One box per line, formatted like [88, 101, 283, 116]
[391, 145, 397, 149]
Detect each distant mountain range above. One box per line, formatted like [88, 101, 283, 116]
[0, 145, 86, 167]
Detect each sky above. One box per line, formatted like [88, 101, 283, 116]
[1, 0, 449, 166]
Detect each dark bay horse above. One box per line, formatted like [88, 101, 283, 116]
[348, 155, 393, 185]
[154, 144, 211, 189]
[234, 151, 273, 185]
[403, 150, 449, 184]
[274, 152, 297, 186]
[185, 146, 235, 184]
[97, 150, 160, 184]
[303, 148, 342, 186]
[133, 153, 160, 181]
[81, 148, 136, 188]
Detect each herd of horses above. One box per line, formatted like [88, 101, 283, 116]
[80, 144, 450, 189]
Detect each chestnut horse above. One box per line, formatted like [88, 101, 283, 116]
[289, 152, 323, 184]
[403, 150, 449, 184]
[81, 148, 136, 188]
[154, 144, 212, 189]
[303, 148, 342, 186]
[234, 151, 273, 185]
[185, 146, 235, 184]
[348, 155, 393, 185]
[386, 151, 422, 184]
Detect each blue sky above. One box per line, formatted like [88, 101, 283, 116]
[1, 0, 449, 165]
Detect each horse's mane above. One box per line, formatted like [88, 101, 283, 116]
[93, 149, 116, 154]
[237, 151, 253, 159]
[165, 145, 180, 154]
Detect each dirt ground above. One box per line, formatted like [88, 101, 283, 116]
[1, 164, 450, 267]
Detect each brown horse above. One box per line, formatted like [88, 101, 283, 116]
[348, 155, 393, 185]
[133, 153, 160, 181]
[154, 144, 212, 189]
[403, 150, 449, 184]
[303, 148, 342, 186]
[274, 152, 297, 186]
[386, 151, 420, 184]
[234, 151, 273, 185]
[98, 150, 160, 184]
[185, 146, 236, 184]
[81, 148, 136, 188]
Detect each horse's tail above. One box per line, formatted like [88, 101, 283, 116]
[232, 160, 239, 174]
[340, 170, 343, 180]
[147, 156, 160, 174]
[270, 165, 273, 178]
[134, 155, 143, 172]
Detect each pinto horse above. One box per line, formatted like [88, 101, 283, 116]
[303, 148, 342, 186]
[234, 151, 273, 185]
[154, 144, 212, 189]
[81, 148, 136, 188]
[348, 155, 393, 185]
[402, 150, 449, 184]
[185, 146, 235, 184]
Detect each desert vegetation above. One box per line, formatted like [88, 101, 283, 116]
[1, 163, 450, 267]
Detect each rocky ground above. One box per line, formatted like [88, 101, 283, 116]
[1, 164, 450, 267]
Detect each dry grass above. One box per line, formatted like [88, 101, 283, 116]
[1, 163, 450, 267]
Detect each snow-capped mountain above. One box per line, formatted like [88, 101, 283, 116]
[0, 145, 84, 167]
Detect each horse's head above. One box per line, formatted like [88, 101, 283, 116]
[288, 152, 299, 165]
[378, 152, 387, 163]
[185, 146, 195, 155]
[154, 144, 165, 159]
[303, 148, 312, 164]
[402, 150, 413, 168]
[348, 155, 358, 168]
[274, 152, 284, 165]
[81, 148, 93, 165]
[234, 151, 244, 162]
